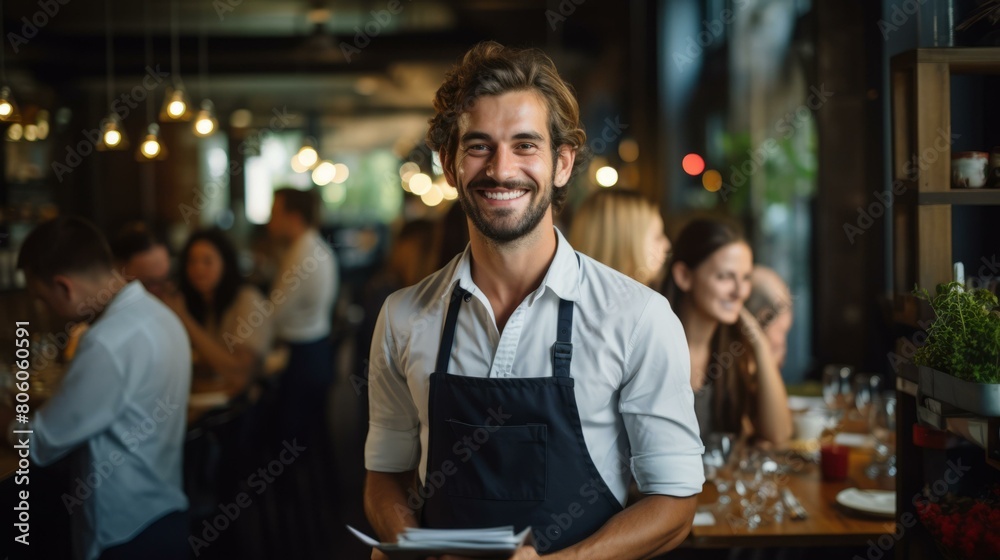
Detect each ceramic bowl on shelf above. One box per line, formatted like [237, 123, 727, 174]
[951, 151, 989, 188]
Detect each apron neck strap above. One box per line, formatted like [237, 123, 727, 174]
[551, 298, 574, 378]
[435, 286, 470, 374]
[434, 285, 575, 378]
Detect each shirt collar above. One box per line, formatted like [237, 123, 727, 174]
[445, 227, 581, 304]
[101, 279, 145, 318]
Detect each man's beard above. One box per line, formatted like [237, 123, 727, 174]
[458, 177, 553, 244]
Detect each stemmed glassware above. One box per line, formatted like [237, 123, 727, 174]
[702, 432, 736, 513]
[822, 364, 855, 427]
[866, 391, 897, 479]
[853, 373, 882, 422]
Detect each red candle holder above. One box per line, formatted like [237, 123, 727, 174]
[821, 444, 850, 481]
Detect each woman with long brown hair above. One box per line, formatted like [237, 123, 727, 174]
[662, 218, 791, 446]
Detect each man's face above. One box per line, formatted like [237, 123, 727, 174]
[123, 245, 171, 298]
[445, 90, 574, 245]
[27, 273, 83, 321]
[763, 308, 793, 369]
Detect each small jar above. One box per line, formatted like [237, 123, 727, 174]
[951, 151, 989, 188]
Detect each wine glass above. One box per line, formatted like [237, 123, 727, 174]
[867, 391, 897, 479]
[702, 432, 736, 512]
[823, 364, 855, 427]
[853, 373, 882, 422]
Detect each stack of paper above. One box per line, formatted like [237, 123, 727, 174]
[348, 525, 534, 559]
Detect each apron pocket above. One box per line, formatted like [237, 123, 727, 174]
[444, 420, 547, 501]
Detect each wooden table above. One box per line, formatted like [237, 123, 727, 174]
[688, 444, 897, 548]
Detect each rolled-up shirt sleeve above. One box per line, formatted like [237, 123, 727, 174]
[364, 298, 421, 472]
[620, 295, 705, 497]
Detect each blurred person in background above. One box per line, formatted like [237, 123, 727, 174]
[267, 187, 338, 443]
[357, 219, 437, 372]
[568, 189, 671, 288]
[110, 222, 172, 299]
[17, 217, 190, 560]
[745, 265, 794, 370]
[160, 228, 273, 397]
[434, 201, 471, 269]
[662, 218, 791, 446]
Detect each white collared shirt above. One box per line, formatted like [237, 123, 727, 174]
[365, 228, 705, 504]
[31, 281, 191, 560]
[270, 229, 338, 342]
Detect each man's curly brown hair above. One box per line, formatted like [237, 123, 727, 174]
[426, 41, 589, 214]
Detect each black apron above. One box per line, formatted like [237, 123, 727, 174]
[420, 286, 623, 553]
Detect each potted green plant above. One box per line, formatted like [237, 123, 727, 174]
[912, 282, 1000, 416]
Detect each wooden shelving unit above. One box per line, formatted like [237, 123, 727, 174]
[918, 189, 1000, 205]
[889, 47, 1000, 560]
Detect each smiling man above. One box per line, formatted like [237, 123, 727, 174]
[363, 42, 704, 560]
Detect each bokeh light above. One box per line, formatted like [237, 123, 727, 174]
[682, 153, 705, 176]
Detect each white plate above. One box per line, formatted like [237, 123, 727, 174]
[835, 488, 895, 517]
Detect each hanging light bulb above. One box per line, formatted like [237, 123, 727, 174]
[160, 86, 192, 121]
[136, 123, 166, 161]
[193, 100, 217, 137]
[0, 86, 20, 122]
[293, 138, 319, 171]
[311, 161, 336, 186]
[36, 110, 49, 139]
[97, 113, 128, 151]
[7, 123, 22, 141]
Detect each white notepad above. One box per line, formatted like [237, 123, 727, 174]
[348, 525, 535, 559]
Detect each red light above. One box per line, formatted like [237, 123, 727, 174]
[682, 153, 705, 176]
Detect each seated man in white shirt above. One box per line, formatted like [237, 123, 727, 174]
[17, 217, 191, 560]
[364, 42, 703, 560]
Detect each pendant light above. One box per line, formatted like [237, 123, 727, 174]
[137, 1, 165, 160]
[292, 113, 321, 172]
[0, 1, 22, 122]
[97, 0, 127, 151]
[192, 26, 217, 137]
[160, 0, 192, 121]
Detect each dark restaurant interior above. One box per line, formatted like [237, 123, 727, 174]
[0, 0, 999, 559]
